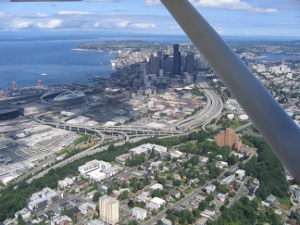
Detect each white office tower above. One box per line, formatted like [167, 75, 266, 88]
[99, 195, 119, 225]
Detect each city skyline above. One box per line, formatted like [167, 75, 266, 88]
[0, 0, 299, 37]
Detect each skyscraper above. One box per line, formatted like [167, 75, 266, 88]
[99, 195, 119, 225]
[152, 56, 160, 76]
[184, 52, 195, 74]
[173, 44, 181, 76]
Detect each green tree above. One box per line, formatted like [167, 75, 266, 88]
[128, 220, 138, 225]
[93, 192, 102, 202]
[119, 191, 129, 200]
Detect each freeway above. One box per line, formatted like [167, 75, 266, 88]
[175, 81, 223, 131]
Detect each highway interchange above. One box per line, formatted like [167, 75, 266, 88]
[12, 80, 224, 185]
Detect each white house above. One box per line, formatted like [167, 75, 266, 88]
[205, 185, 216, 194]
[132, 207, 147, 220]
[150, 197, 165, 207]
[221, 175, 235, 185]
[15, 208, 31, 222]
[150, 183, 163, 191]
[170, 150, 183, 158]
[147, 197, 166, 210]
[58, 177, 74, 189]
[216, 161, 228, 169]
[50, 215, 72, 225]
[201, 209, 215, 219]
[235, 169, 246, 179]
[137, 191, 150, 203]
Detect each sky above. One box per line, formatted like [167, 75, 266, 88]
[0, 0, 300, 38]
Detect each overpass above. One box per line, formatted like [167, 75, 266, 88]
[234, 122, 254, 133]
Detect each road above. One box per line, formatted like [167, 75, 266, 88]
[228, 176, 250, 207]
[175, 80, 223, 132]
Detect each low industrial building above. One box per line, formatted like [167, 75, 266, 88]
[129, 143, 167, 156]
[28, 187, 63, 211]
[115, 153, 130, 165]
[21, 103, 51, 116]
[78, 160, 112, 175]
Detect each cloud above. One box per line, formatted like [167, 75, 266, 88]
[190, 0, 278, 13]
[0, 12, 6, 18]
[144, 0, 161, 6]
[58, 11, 96, 15]
[36, 13, 48, 17]
[114, 21, 156, 29]
[132, 23, 156, 29]
[11, 21, 31, 29]
[37, 19, 62, 29]
[115, 21, 129, 27]
[143, 0, 278, 13]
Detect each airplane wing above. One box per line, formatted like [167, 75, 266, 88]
[161, 0, 300, 182]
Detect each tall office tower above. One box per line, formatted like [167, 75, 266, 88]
[173, 44, 181, 76]
[157, 51, 163, 69]
[149, 53, 154, 72]
[152, 56, 160, 76]
[162, 55, 172, 74]
[140, 63, 147, 76]
[184, 52, 195, 73]
[99, 195, 119, 225]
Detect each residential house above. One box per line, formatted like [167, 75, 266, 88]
[132, 207, 147, 220]
[150, 183, 163, 191]
[217, 193, 227, 203]
[201, 209, 215, 219]
[50, 215, 72, 225]
[169, 189, 181, 199]
[173, 174, 181, 181]
[79, 202, 97, 215]
[14, 208, 31, 222]
[86, 190, 98, 200]
[58, 177, 74, 189]
[204, 185, 216, 194]
[76, 179, 89, 191]
[115, 153, 130, 165]
[216, 161, 228, 169]
[165, 180, 173, 188]
[137, 191, 151, 203]
[235, 169, 246, 179]
[161, 218, 172, 225]
[147, 197, 165, 210]
[221, 175, 235, 185]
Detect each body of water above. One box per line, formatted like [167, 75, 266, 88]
[255, 53, 300, 61]
[0, 39, 117, 89]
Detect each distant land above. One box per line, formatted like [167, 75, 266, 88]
[0, 31, 299, 42]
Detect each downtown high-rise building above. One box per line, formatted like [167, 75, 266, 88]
[173, 44, 181, 76]
[184, 52, 195, 74]
[99, 195, 119, 225]
[151, 56, 160, 76]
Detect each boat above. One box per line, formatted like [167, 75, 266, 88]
[41, 73, 48, 77]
